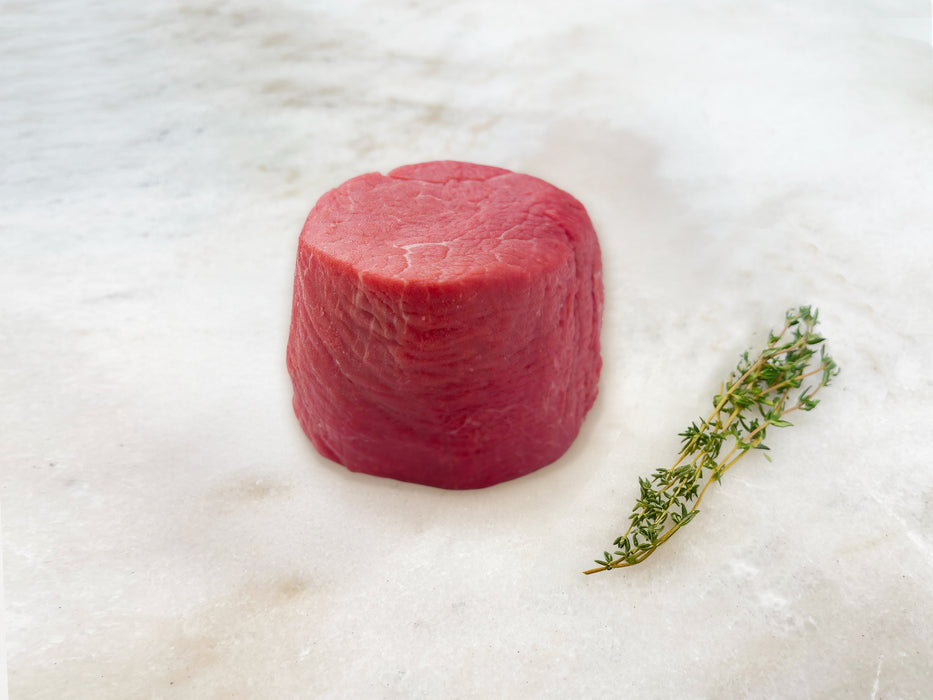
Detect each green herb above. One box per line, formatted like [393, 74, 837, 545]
[585, 305, 839, 574]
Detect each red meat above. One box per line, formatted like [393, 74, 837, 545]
[286, 161, 602, 489]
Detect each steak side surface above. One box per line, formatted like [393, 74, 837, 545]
[286, 161, 603, 489]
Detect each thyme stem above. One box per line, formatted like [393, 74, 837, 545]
[585, 305, 839, 574]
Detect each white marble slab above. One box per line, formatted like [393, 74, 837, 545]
[3, 1, 932, 697]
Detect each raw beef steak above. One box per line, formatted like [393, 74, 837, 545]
[286, 161, 602, 489]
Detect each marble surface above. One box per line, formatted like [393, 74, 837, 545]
[3, 1, 933, 697]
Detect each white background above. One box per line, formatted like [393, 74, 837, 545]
[3, 1, 933, 697]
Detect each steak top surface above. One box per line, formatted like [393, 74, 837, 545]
[303, 161, 591, 288]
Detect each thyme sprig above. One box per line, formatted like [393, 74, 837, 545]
[585, 305, 839, 574]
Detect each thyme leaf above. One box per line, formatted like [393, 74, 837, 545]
[585, 305, 839, 574]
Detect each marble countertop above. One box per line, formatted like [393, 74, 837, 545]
[3, 1, 933, 697]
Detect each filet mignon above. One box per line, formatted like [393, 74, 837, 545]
[287, 161, 602, 489]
